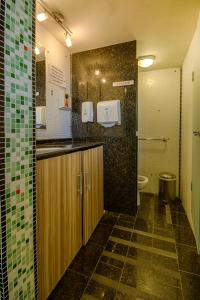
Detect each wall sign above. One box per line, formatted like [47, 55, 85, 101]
[49, 64, 66, 88]
[113, 80, 134, 87]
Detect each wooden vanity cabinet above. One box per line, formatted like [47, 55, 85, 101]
[36, 152, 82, 300]
[83, 146, 104, 244]
[36, 146, 104, 299]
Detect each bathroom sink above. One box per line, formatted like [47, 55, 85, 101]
[36, 145, 73, 154]
[36, 147, 63, 153]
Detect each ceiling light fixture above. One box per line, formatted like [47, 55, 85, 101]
[138, 55, 155, 68]
[102, 78, 106, 84]
[37, 0, 73, 48]
[65, 34, 72, 48]
[36, 11, 48, 22]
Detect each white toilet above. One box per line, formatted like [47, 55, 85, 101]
[137, 175, 149, 206]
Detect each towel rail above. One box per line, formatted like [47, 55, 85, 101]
[138, 137, 170, 142]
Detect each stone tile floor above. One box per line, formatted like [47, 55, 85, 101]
[48, 193, 200, 300]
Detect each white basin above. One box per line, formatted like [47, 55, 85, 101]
[36, 147, 62, 153]
[36, 145, 74, 154]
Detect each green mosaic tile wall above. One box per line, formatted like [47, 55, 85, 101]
[4, 0, 36, 299]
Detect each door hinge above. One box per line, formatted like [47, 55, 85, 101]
[192, 72, 195, 82]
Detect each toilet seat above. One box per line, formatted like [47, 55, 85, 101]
[138, 175, 148, 185]
[137, 175, 149, 206]
[138, 175, 147, 182]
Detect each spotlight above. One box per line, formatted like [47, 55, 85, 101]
[35, 47, 40, 55]
[37, 12, 48, 22]
[95, 70, 100, 76]
[65, 35, 72, 48]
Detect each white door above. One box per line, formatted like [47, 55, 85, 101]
[192, 62, 200, 252]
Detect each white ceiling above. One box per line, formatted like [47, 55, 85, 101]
[37, 0, 200, 69]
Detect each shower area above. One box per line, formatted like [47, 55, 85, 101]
[138, 68, 181, 199]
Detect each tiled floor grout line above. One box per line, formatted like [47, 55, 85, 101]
[165, 204, 173, 225]
[81, 200, 182, 300]
[174, 238, 184, 300]
[151, 196, 156, 249]
[49, 197, 200, 299]
[102, 250, 180, 278]
[80, 245, 104, 298]
[122, 199, 176, 258]
[153, 226, 175, 239]
[93, 271, 182, 300]
[81, 214, 121, 299]
[170, 204, 185, 300]
[179, 269, 200, 277]
[113, 207, 138, 300]
[81, 295, 97, 300]
[92, 269, 180, 300]
[114, 224, 175, 243]
[176, 242, 197, 249]
[98, 255, 124, 272]
[93, 205, 181, 299]
[53, 267, 91, 300]
[152, 195, 157, 218]
[110, 214, 122, 300]
[171, 209, 186, 215]
[173, 223, 194, 228]
[109, 236, 177, 258]
[67, 268, 89, 280]
[152, 196, 176, 249]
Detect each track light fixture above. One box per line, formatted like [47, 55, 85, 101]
[36, 0, 73, 48]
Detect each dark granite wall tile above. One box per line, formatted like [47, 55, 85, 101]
[72, 41, 138, 215]
[36, 60, 46, 106]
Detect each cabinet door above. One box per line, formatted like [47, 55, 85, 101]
[60, 152, 82, 273]
[83, 146, 104, 245]
[37, 152, 82, 300]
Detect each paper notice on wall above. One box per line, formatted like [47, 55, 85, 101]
[48, 64, 66, 88]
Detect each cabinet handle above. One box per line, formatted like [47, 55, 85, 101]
[77, 173, 83, 195]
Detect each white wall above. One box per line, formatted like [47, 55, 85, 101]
[138, 68, 180, 195]
[36, 22, 72, 140]
[181, 13, 200, 230]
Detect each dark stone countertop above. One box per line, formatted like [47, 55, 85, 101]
[36, 141, 104, 160]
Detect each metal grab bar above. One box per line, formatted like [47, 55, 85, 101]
[138, 137, 170, 142]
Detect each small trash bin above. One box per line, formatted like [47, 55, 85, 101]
[159, 172, 176, 203]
